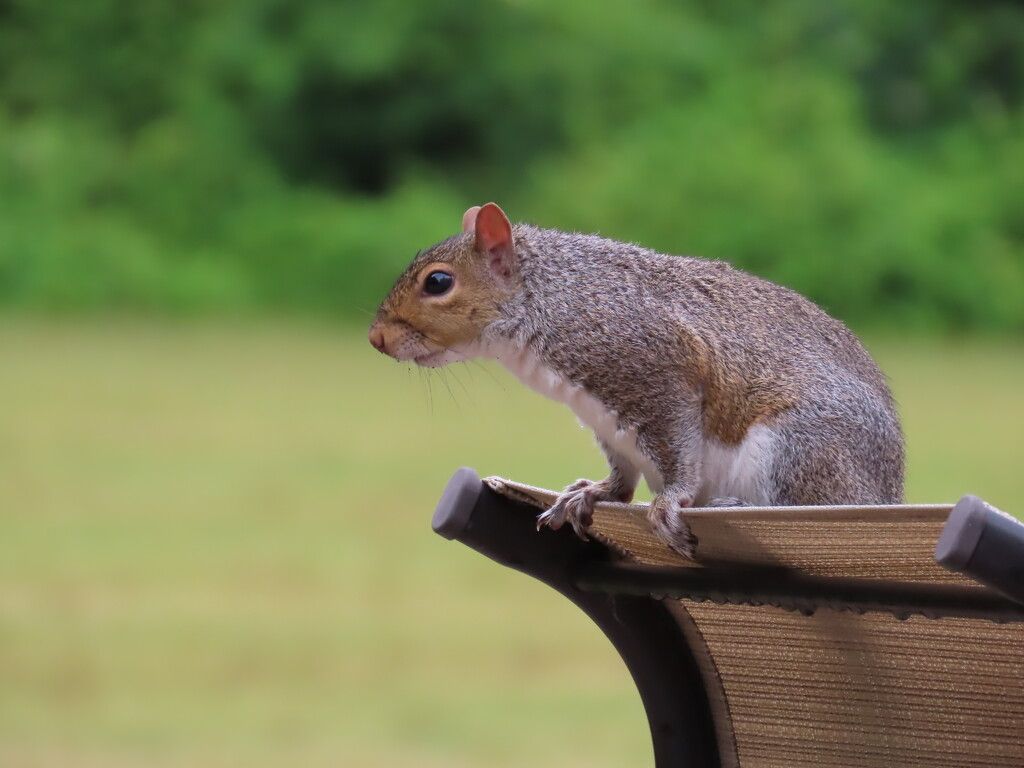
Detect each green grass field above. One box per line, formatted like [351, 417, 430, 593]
[1, 320, 1022, 767]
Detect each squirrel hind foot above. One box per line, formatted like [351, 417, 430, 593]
[706, 496, 752, 508]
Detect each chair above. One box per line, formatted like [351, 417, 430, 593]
[433, 467, 1024, 768]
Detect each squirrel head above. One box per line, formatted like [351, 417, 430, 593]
[369, 202, 520, 366]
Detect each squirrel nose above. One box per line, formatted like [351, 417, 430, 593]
[368, 326, 388, 355]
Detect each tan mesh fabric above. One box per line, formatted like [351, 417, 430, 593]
[484, 477, 967, 582]
[687, 605, 1024, 768]
[484, 477, 1024, 767]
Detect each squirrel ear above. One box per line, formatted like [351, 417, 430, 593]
[474, 203, 516, 281]
[461, 206, 481, 233]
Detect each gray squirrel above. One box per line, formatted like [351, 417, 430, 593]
[369, 202, 905, 558]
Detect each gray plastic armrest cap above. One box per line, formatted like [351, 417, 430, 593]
[432, 466, 483, 540]
[935, 495, 988, 571]
[936, 494, 1024, 606]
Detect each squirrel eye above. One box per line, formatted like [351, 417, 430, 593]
[423, 270, 454, 296]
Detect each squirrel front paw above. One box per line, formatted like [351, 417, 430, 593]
[648, 490, 699, 559]
[537, 478, 631, 541]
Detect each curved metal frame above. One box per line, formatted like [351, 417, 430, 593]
[433, 467, 722, 768]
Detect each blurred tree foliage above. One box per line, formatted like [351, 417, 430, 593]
[0, 0, 1021, 330]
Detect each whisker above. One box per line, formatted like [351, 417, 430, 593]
[436, 368, 460, 409]
[422, 368, 435, 415]
[447, 365, 474, 401]
[468, 359, 506, 391]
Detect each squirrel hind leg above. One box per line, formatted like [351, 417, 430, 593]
[767, 402, 905, 505]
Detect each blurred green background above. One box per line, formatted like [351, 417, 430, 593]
[1, 1, 1023, 767]
[2, 0, 1024, 329]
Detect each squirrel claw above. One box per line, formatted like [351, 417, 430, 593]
[648, 492, 699, 560]
[537, 481, 597, 541]
[568, 512, 591, 542]
[665, 528, 698, 560]
[536, 506, 563, 531]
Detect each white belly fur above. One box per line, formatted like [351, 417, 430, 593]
[479, 340, 774, 504]
[698, 424, 775, 505]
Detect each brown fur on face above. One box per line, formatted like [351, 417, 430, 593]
[369, 233, 516, 363]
